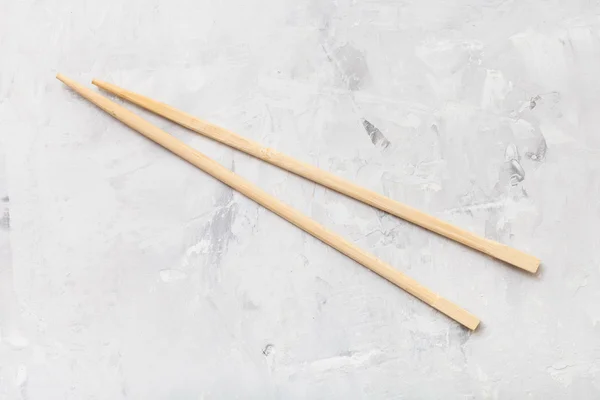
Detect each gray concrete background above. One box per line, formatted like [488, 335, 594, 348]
[1, 0, 600, 398]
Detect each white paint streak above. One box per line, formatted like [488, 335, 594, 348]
[308, 350, 382, 373]
[159, 269, 188, 283]
[540, 122, 573, 145]
[15, 365, 27, 388]
[481, 70, 513, 111]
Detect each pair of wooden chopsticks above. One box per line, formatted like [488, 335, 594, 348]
[57, 73, 540, 330]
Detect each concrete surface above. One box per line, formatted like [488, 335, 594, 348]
[1, 0, 600, 398]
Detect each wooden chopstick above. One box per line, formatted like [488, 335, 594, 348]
[58, 74, 480, 330]
[91, 79, 540, 274]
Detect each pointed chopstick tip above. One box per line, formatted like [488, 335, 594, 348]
[56, 73, 79, 90]
[92, 79, 113, 92]
[91, 79, 125, 97]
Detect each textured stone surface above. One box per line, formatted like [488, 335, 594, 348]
[1, 0, 600, 398]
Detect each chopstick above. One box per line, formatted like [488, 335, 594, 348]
[57, 73, 480, 330]
[91, 79, 540, 274]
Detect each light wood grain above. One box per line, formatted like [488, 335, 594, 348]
[91, 79, 540, 273]
[58, 73, 480, 330]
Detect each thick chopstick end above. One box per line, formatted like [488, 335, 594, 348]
[506, 248, 540, 273]
[526, 257, 541, 274]
[434, 297, 480, 331]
